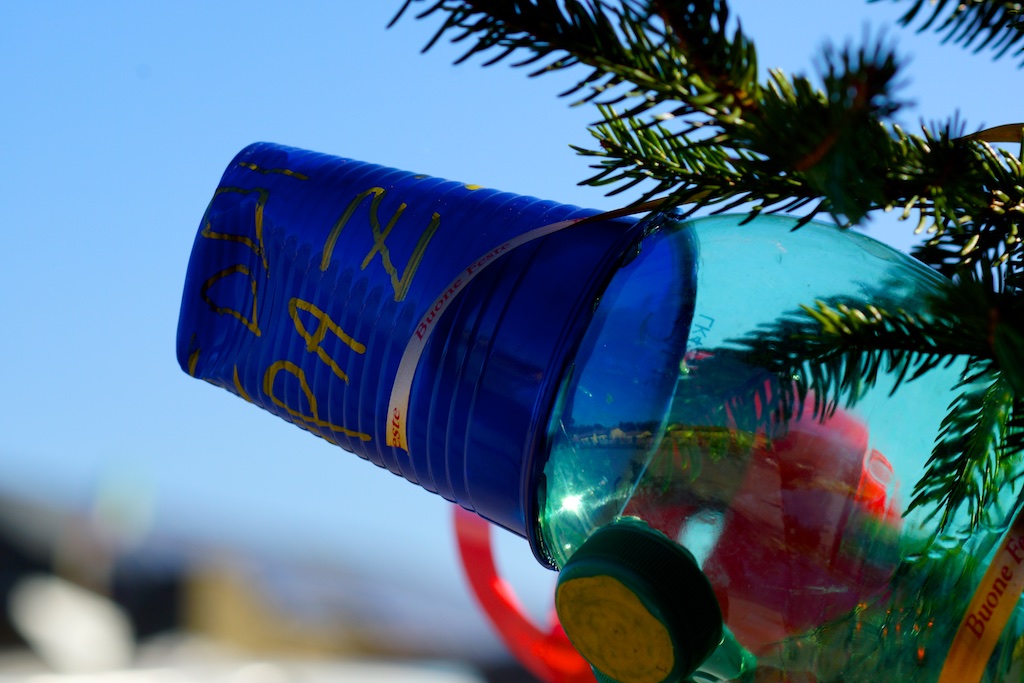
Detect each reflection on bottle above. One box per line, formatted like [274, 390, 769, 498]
[624, 393, 904, 654]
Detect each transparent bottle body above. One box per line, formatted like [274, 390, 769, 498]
[537, 214, 1024, 680]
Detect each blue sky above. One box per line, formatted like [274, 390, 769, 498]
[1, 0, 1021, 656]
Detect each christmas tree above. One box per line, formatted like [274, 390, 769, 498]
[392, 0, 1024, 537]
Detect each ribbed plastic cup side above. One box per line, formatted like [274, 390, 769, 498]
[177, 142, 643, 539]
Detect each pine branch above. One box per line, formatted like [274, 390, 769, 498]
[395, 1, 1024, 534]
[736, 299, 970, 416]
[729, 277, 1024, 530]
[873, 0, 1024, 64]
[907, 135, 1024, 280]
[729, 44, 905, 223]
[395, 1, 913, 223]
[396, 2, 1024, 238]
[572, 106, 818, 214]
[392, 0, 757, 119]
[574, 41, 911, 221]
[907, 363, 1023, 530]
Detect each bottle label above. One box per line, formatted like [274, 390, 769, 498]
[939, 508, 1024, 682]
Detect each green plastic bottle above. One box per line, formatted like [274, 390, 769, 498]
[536, 212, 1024, 682]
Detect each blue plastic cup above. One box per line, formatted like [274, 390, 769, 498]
[177, 142, 645, 545]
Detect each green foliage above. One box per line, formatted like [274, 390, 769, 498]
[393, 0, 1024, 532]
[730, 277, 1024, 529]
[874, 0, 1024, 63]
[911, 364, 1021, 529]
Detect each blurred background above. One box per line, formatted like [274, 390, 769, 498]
[0, 2, 1019, 681]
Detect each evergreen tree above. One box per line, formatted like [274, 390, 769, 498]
[392, 0, 1024, 535]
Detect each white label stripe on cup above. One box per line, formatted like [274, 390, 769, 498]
[386, 198, 666, 452]
[386, 217, 583, 452]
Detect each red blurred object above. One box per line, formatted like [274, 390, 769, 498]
[626, 399, 904, 654]
[712, 404, 902, 651]
[454, 507, 594, 683]
[456, 396, 903, 673]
